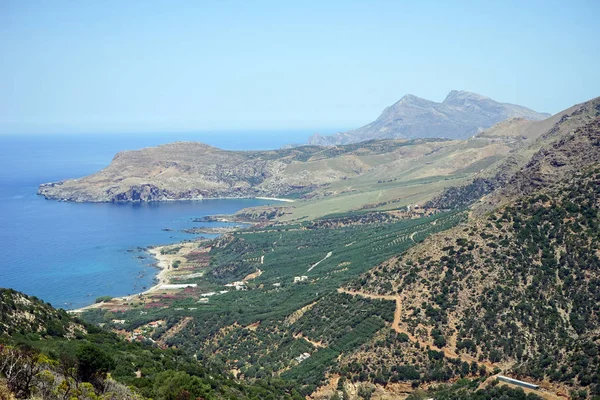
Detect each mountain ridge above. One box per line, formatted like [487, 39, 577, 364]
[339, 113, 600, 398]
[308, 90, 550, 145]
[36, 137, 511, 205]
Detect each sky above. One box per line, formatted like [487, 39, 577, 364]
[1, 0, 599, 134]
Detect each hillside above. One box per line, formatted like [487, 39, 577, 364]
[0, 288, 82, 338]
[426, 96, 600, 211]
[26, 97, 600, 400]
[0, 288, 303, 399]
[308, 90, 549, 145]
[343, 116, 600, 398]
[240, 97, 598, 222]
[37, 136, 514, 209]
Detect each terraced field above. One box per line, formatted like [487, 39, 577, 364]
[82, 209, 466, 395]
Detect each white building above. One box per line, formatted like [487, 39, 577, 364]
[295, 352, 311, 363]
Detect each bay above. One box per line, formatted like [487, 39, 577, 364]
[0, 130, 322, 309]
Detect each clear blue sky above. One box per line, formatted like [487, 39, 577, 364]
[1, 0, 599, 134]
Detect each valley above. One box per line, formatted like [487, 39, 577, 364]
[76, 97, 599, 399]
[80, 208, 466, 396]
[3, 97, 600, 400]
[3, 1, 599, 399]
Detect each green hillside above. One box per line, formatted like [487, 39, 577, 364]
[0, 289, 304, 400]
[344, 118, 600, 399]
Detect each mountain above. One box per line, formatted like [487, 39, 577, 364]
[426, 96, 600, 211]
[341, 108, 600, 398]
[35, 98, 581, 222]
[308, 90, 550, 145]
[37, 137, 513, 206]
[26, 97, 600, 400]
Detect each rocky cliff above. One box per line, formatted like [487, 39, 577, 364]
[39, 138, 478, 203]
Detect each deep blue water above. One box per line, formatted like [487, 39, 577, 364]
[0, 130, 325, 309]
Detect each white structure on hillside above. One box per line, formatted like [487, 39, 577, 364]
[295, 352, 311, 363]
[159, 283, 197, 290]
[497, 375, 539, 390]
[225, 281, 246, 290]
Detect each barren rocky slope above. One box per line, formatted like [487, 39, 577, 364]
[309, 90, 549, 145]
[426, 97, 600, 211]
[0, 288, 83, 337]
[37, 137, 514, 204]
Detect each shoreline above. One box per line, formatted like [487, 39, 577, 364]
[67, 196, 277, 314]
[40, 193, 296, 204]
[69, 242, 196, 314]
[66, 198, 271, 313]
[255, 196, 295, 203]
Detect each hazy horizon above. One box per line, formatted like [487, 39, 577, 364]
[1, 0, 599, 134]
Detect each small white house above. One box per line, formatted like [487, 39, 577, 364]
[295, 352, 311, 363]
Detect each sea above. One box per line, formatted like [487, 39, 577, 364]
[0, 130, 326, 309]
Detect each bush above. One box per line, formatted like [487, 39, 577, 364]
[95, 296, 113, 303]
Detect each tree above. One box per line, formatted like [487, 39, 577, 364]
[0, 345, 49, 399]
[152, 371, 211, 400]
[76, 344, 115, 393]
[357, 383, 375, 400]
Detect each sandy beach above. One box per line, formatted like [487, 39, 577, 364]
[146, 246, 175, 288]
[255, 196, 295, 203]
[70, 241, 200, 313]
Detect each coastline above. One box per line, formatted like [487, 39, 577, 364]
[39, 192, 296, 204]
[255, 196, 295, 203]
[65, 197, 281, 314]
[70, 242, 197, 313]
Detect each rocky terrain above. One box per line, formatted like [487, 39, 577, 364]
[426, 97, 600, 211]
[0, 288, 84, 338]
[341, 106, 600, 398]
[37, 137, 512, 204]
[309, 90, 549, 145]
[26, 97, 600, 400]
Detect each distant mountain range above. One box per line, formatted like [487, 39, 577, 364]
[309, 90, 550, 145]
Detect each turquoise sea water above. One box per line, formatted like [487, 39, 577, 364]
[0, 131, 320, 309]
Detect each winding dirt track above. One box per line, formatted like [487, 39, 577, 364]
[337, 288, 496, 370]
[330, 288, 567, 399]
[294, 332, 326, 348]
[410, 231, 417, 243]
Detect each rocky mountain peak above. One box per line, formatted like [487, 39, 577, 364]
[442, 90, 490, 105]
[399, 93, 422, 102]
[392, 94, 433, 109]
